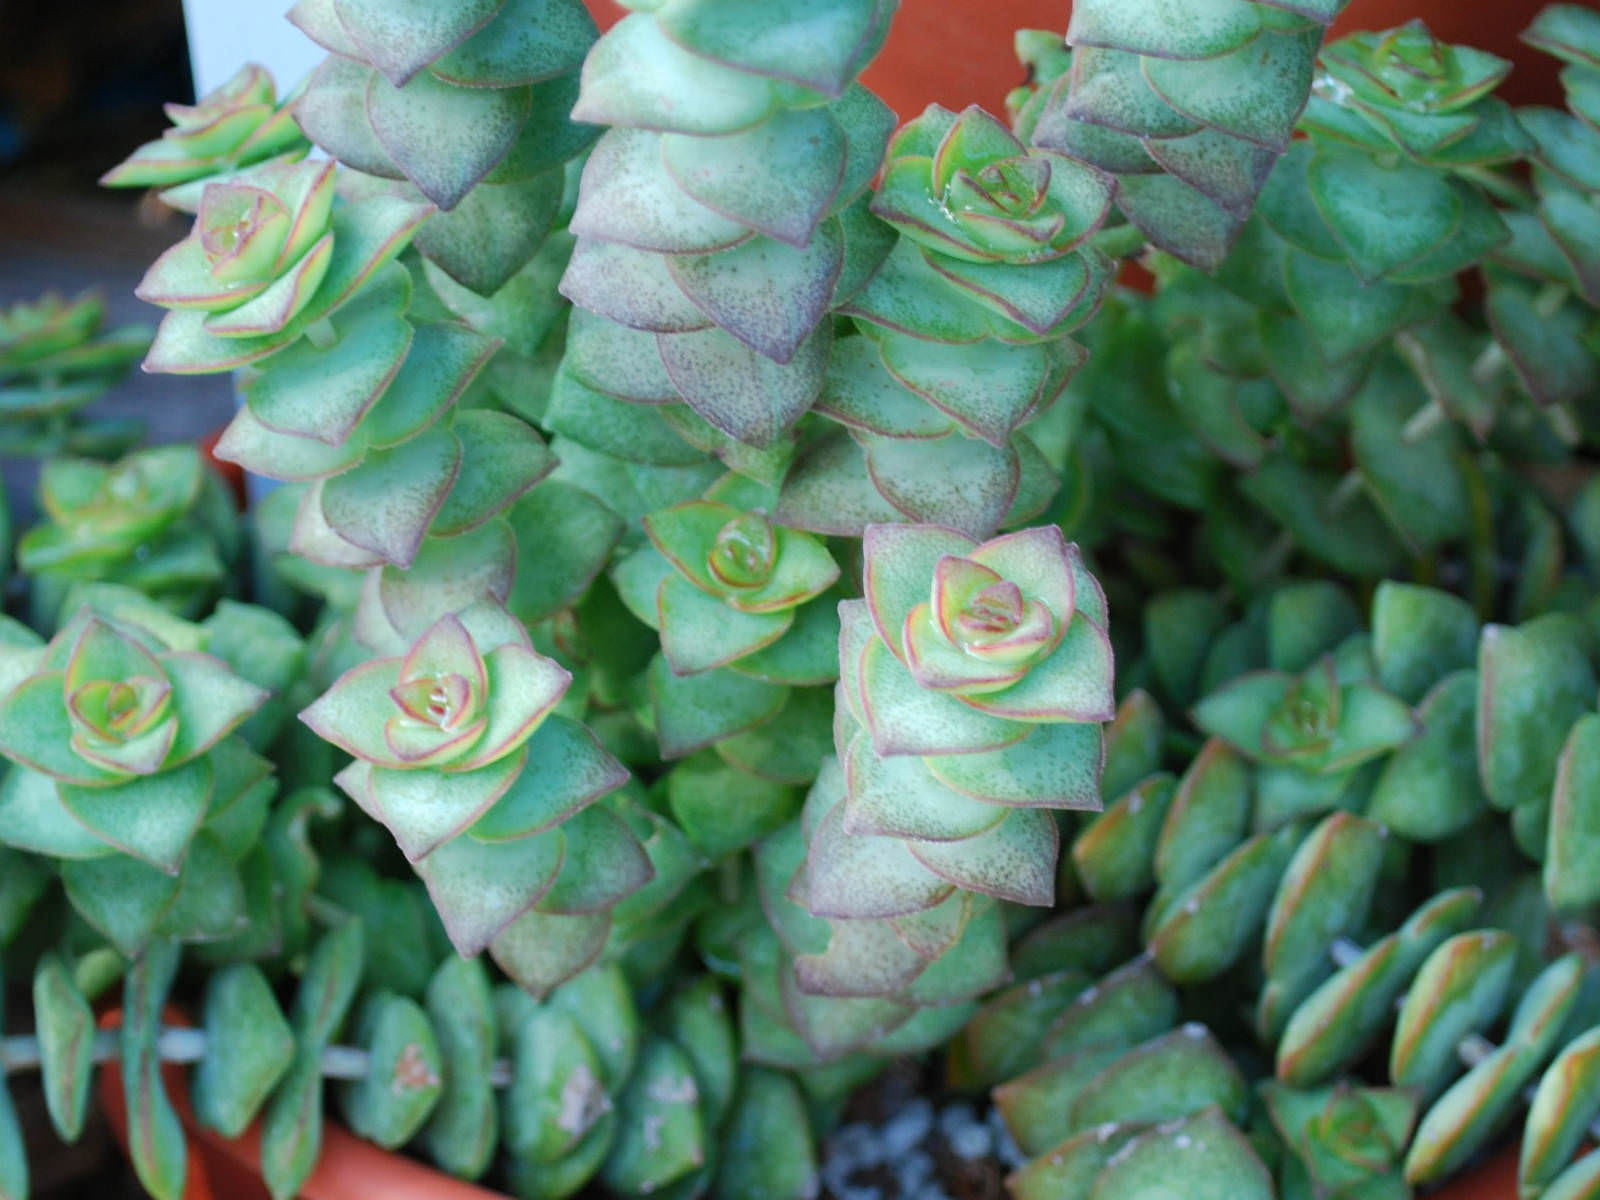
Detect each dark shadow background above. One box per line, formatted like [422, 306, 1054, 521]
[0, 0, 236, 529]
[0, 6, 224, 1194]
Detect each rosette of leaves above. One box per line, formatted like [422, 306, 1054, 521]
[302, 598, 648, 997]
[1204, 23, 1525, 420]
[16, 445, 241, 623]
[1263, 1082, 1418, 1198]
[136, 154, 573, 580]
[610, 488, 841, 763]
[790, 523, 1111, 1001]
[778, 104, 1114, 539]
[1027, 0, 1355, 269]
[550, 0, 899, 455]
[101, 64, 310, 209]
[134, 157, 433, 375]
[0, 290, 151, 458]
[289, 0, 601, 297]
[0, 598, 292, 958]
[1190, 649, 1419, 803]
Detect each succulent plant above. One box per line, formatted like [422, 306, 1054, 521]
[1025, 0, 1358, 269]
[302, 597, 639, 996]
[0, 290, 151, 458]
[783, 523, 1112, 1007]
[290, 0, 599, 297]
[611, 490, 840, 760]
[6, 4, 1599, 1200]
[0, 589, 302, 957]
[978, 576, 1600, 1200]
[135, 158, 432, 373]
[2, 918, 827, 1200]
[1218, 22, 1526, 401]
[551, 0, 897, 457]
[16, 445, 241, 624]
[101, 64, 311, 208]
[1487, 4, 1600, 417]
[777, 104, 1114, 539]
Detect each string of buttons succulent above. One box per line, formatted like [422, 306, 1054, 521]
[1, 1, 1599, 1199]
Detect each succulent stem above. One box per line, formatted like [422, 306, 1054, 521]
[1456, 164, 1537, 209]
[302, 317, 338, 351]
[1090, 223, 1148, 261]
[0, 1028, 517, 1089]
[1399, 398, 1446, 444]
[1324, 470, 1367, 516]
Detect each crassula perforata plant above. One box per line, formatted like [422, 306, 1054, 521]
[0, 591, 298, 958]
[16, 444, 241, 626]
[303, 598, 638, 996]
[551, 0, 896, 456]
[4, 1, 1600, 1199]
[970, 575, 1600, 1200]
[101, 63, 310, 207]
[0, 290, 151, 459]
[741, 522, 1115, 1053]
[775, 104, 1115, 539]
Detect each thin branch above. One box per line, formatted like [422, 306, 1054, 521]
[1, 1029, 513, 1088]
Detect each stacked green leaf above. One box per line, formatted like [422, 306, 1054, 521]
[767, 523, 1114, 1014]
[301, 595, 645, 997]
[551, 0, 898, 457]
[132, 155, 430, 374]
[0, 586, 304, 958]
[610, 480, 840, 766]
[138, 148, 596, 608]
[778, 104, 1114, 539]
[17, 445, 241, 623]
[101, 64, 310, 208]
[290, 0, 599, 295]
[0, 290, 151, 459]
[1028, 0, 1356, 268]
[1206, 22, 1525, 417]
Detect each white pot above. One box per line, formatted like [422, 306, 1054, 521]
[180, 0, 324, 97]
[181, 1, 322, 506]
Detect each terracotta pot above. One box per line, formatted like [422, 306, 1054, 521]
[1425, 1145, 1521, 1200]
[96, 1008, 509, 1200]
[580, 0, 1600, 120]
[95, 1010, 1541, 1197]
[198, 424, 247, 510]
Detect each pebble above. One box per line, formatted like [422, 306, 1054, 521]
[828, 1122, 885, 1172]
[882, 1098, 935, 1158]
[989, 1107, 1026, 1169]
[817, 1098, 1016, 1199]
[947, 1121, 993, 1162]
[936, 1102, 977, 1141]
[894, 1149, 934, 1195]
